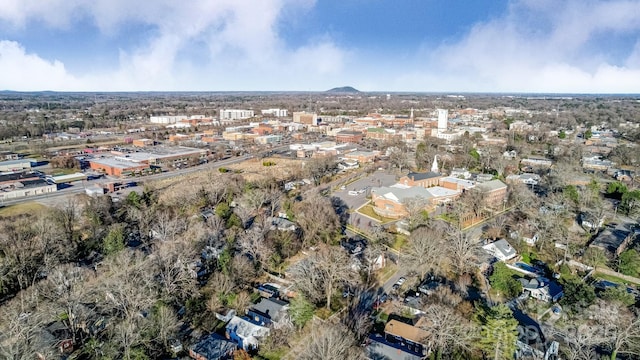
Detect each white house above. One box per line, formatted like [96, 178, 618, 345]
[519, 278, 563, 303]
[483, 239, 517, 261]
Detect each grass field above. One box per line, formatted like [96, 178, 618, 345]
[0, 202, 48, 217]
[594, 271, 640, 286]
[356, 204, 395, 223]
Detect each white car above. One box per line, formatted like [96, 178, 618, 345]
[396, 277, 406, 286]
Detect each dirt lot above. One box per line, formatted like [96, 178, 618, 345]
[225, 157, 303, 182]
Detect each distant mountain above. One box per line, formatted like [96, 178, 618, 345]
[326, 86, 360, 93]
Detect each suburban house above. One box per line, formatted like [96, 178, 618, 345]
[384, 319, 430, 357]
[366, 333, 425, 360]
[589, 228, 633, 258]
[519, 278, 563, 303]
[225, 316, 270, 351]
[475, 179, 508, 208]
[449, 167, 472, 179]
[483, 239, 517, 261]
[510, 230, 540, 246]
[506, 173, 541, 186]
[268, 217, 298, 232]
[214, 308, 237, 323]
[370, 186, 434, 218]
[399, 172, 442, 188]
[189, 333, 237, 360]
[246, 298, 290, 327]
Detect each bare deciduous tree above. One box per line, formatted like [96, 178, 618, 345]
[290, 247, 354, 309]
[419, 303, 477, 358]
[401, 225, 446, 281]
[298, 322, 363, 360]
[295, 195, 340, 247]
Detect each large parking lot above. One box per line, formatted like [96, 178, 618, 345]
[332, 170, 397, 210]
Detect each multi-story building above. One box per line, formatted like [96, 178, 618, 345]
[292, 111, 318, 126]
[219, 109, 255, 120]
[476, 179, 508, 208]
[261, 108, 288, 117]
[335, 130, 364, 143]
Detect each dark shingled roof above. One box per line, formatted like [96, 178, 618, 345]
[406, 171, 441, 181]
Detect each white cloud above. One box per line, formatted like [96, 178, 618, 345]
[395, 0, 640, 93]
[0, 41, 80, 91]
[0, 0, 349, 91]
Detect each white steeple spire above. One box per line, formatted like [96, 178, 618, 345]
[431, 154, 439, 172]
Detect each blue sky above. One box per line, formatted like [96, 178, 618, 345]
[0, 0, 639, 92]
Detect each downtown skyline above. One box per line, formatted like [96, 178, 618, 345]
[1, 0, 640, 93]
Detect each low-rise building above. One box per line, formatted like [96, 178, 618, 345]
[335, 130, 364, 143]
[89, 157, 151, 176]
[246, 298, 289, 327]
[189, 333, 237, 360]
[399, 172, 442, 188]
[506, 173, 541, 186]
[0, 159, 33, 172]
[343, 150, 380, 163]
[483, 239, 517, 261]
[370, 186, 434, 218]
[519, 278, 563, 303]
[476, 179, 508, 208]
[225, 316, 270, 351]
[383, 319, 430, 358]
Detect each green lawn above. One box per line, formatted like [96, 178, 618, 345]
[0, 202, 47, 217]
[391, 234, 407, 251]
[47, 168, 80, 176]
[356, 204, 395, 223]
[594, 271, 640, 286]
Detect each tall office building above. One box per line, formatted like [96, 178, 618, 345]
[437, 109, 448, 132]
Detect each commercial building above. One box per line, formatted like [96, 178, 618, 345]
[0, 159, 33, 172]
[219, 109, 255, 120]
[0, 172, 56, 201]
[335, 130, 364, 143]
[132, 138, 154, 147]
[292, 111, 318, 126]
[254, 135, 282, 145]
[149, 115, 187, 124]
[261, 108, 288, 117]
[89, 158, 151, 176]
[343, 150, 380, 163]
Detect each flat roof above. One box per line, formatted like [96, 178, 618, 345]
[90, 157, 149, 170]
[0, 159, 32, 166]
[427, 186, 459, 197]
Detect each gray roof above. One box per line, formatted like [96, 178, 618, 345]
[371, 186, 433, 203]
[590, 228, 631, 255]
[0, 159, 32, 166]
[476, 179, 507, 192]
[406, 171, 441, 181]
[190, 333, 237, 359]
[250, 298, 289, 319]
[491, 239, 516, 258]
[366, 334, 424, 360]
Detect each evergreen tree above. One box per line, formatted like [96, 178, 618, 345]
[475, 304, 519, 360]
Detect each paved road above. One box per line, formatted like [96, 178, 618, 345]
[0, 152, 265, 207]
